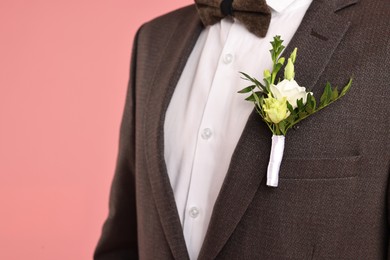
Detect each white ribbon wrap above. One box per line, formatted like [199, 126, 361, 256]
[266, 135, 285, 187]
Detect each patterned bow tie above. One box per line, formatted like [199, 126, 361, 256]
[195, 0, 271, 38]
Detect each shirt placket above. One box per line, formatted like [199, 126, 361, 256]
[182, 21, 245, 259]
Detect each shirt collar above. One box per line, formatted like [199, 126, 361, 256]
[266, 0, 295, 13]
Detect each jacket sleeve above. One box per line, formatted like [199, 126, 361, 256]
[93, 27, 141, 260]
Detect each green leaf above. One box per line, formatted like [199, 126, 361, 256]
[286, 114, 295, 124]
[238, 85, 256, 93]
[298, 111, 307, 118]
[274, 63, 283, 73]
[340, 78, 353, 97]
[245, 94, 255, 102]
[245, 91, 263, 102]
[311, 94, 317, 109]
[305, 103, 313, 114]
[270, 49, 275, 62]
[305, 93, 316, 113]
[239, 72, 255, 81]
[239, 72, 266, 91]
[264, 76, 271, 87]
[278, 121, 286, 135]
[253, 91, 262, 108]
[270, 35, 285, 63]
[277, 57, 285, 65]
[287, 102, 295, 114]
[254, 78, 266, 90]
[297, 98, 304, 111]
[331, 86, 339, 101]
[320, 82, 332, 107]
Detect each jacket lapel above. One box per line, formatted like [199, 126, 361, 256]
[143, 7, 203, 260]
[198, 0, 357, 259]
[282, 0, 357, 93]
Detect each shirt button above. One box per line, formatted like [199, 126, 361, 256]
[223, 53, 233, 64]
[189, 207, 200, 218]
[201, 128, 213, 140]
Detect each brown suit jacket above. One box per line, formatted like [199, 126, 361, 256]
[94, 0, 390, 259]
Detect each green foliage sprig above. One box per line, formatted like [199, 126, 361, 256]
[238, 36, 352, 136]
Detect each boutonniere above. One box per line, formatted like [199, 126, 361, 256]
[238, 36, 352, 187]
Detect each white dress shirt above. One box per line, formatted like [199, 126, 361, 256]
[164, 0, 313, 259]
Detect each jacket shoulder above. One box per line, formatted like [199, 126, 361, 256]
[140, 5, 199, 34]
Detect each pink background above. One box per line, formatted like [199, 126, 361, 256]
[0, 0, 192, 259]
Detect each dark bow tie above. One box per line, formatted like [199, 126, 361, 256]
[195, 0, 271, 38]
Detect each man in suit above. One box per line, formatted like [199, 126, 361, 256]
[94, 0, 389, 259]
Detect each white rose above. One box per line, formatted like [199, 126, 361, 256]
[270, 79, 310, 109]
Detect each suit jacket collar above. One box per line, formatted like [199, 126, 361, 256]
[143, 0, 358, 258]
